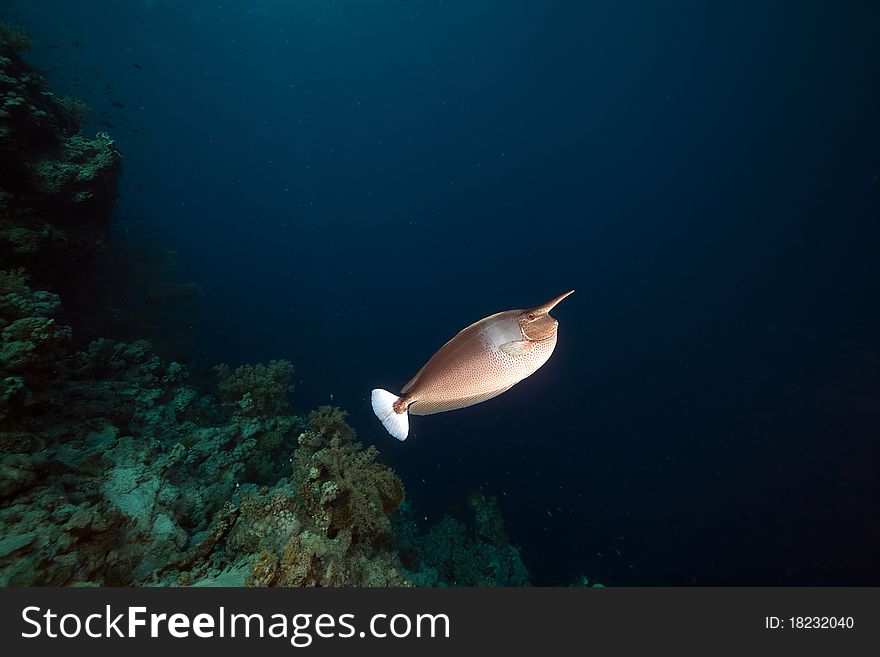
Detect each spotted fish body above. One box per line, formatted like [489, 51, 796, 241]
[371, 290, 574, 441]
[403, 310, 558, 415]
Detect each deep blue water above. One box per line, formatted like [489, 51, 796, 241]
[5, 0, 879, 585]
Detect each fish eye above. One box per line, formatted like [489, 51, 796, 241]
[527, 312, 536, 321]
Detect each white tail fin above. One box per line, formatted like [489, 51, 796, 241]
[371, 388, 409, 441]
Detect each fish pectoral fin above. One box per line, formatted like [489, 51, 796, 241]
[500, 340, 533, 356]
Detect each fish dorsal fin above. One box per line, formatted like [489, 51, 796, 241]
[500, 340, 533, 356]
[401, 312, 507, 394]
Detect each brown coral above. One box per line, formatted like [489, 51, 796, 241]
[294, 406, 405, 544]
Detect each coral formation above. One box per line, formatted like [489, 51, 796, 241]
[1, 24, 121, 269]
[0, 268, 529, 586]
[158, 407, 410, 588]
[0, 271, 527, 586]
[0, 22, 532, 588]
[394, 493, 530, 587]
[295, 406, 405, 543]
[0, 23, 31, 53]
[0, 23, 199, 363]
[215, 360, 295, 417]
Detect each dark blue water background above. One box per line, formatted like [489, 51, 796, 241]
[5, 0, 879, 585]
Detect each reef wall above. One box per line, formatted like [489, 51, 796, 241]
[0, 23, 120, 283]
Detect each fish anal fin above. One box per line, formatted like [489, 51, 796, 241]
[500, 340, 533, 356]
[409, 383, 516, 416]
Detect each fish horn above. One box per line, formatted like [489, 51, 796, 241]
[534, 289, 575, 314]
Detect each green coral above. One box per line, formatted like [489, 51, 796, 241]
[57, 96, 89, 126]
[0, 272, 70, 383]
[0, 271, 61, 330]
[395, 493, 530, 586]
[0, 23, 31, 53]
[214, 360, 294, 417]
[29, 132, 121, 205]
[0, 268, 28, 296]
[211, 360, 300, 483]
[1, 316, 71, 371]
[1, 24, 121, 274]
[467, 491, 508, 545]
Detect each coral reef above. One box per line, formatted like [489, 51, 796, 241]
[0, 23, 31, 53]
[394, 492, 530, 587]
[0, 271, 530, 586]
[162, 408, 528, 588]
[0, 275, 245, 584]
[0, 24, 121, 270]
[0, 22, 532, 588]
[0, 24, 199, 362]
[155, 407, 410, 587]
[215, 360, 295, 418]
[295, 406, 405, 543]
